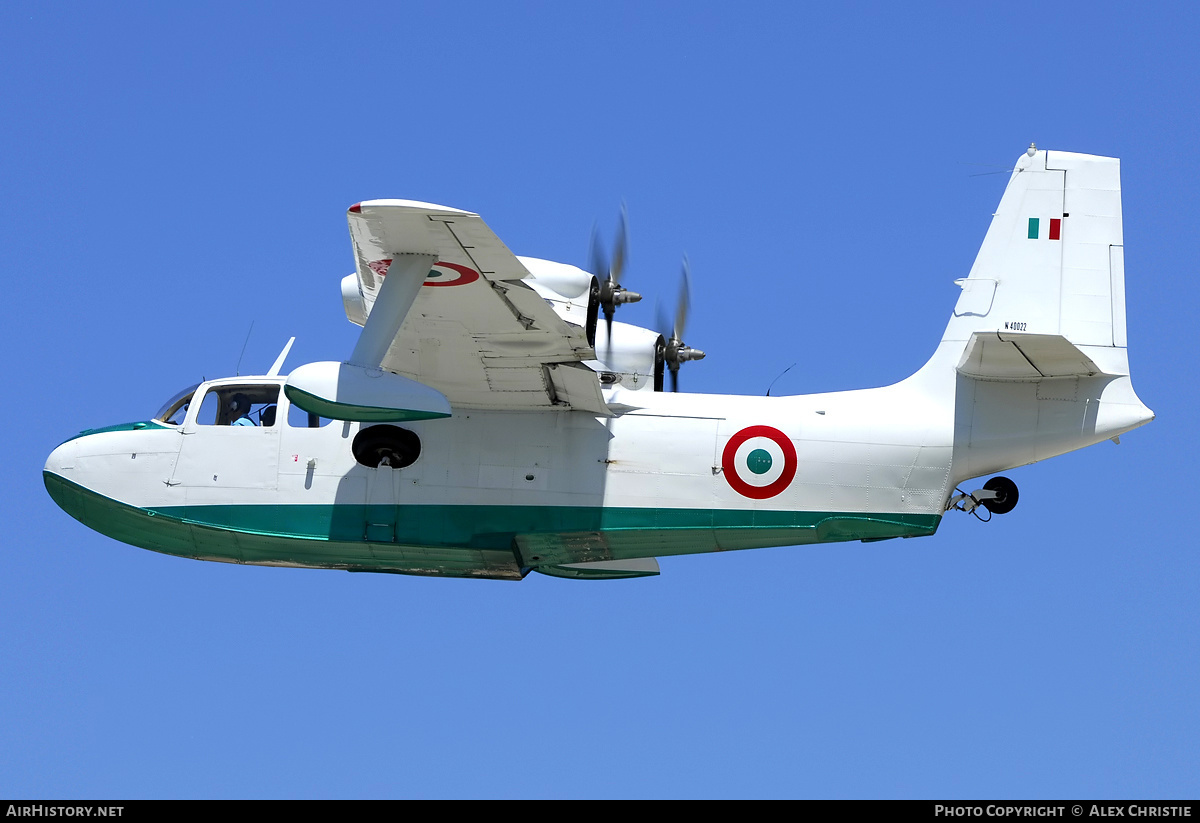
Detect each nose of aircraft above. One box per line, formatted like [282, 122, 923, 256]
[43, 437, 84, 520]
[44, 437, 78, 478]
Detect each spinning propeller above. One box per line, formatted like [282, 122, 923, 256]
[590, 204, 642, 355]
[589, 207, 705, 392]
[658, 255, 706, 392]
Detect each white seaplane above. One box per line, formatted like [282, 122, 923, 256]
[44, 147, 1154, 580]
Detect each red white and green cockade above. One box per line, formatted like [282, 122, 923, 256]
[44, 148, 1153, 580]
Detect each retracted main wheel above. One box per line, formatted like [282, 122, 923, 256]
[352, 425, 421, 469]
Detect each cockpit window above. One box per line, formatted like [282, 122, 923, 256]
[155, 383, 201, 425]
[196, 385, 281, 427]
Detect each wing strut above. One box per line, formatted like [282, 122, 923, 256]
[285, 250, 451, 423]
[349, 253, 437, 368]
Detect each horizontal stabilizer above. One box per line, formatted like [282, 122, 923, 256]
[955, 332, 1109, 380]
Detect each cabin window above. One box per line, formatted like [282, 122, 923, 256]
[286, 401, 331, 429]
[155, 383, 201, 425]
[195, 385, 281, 427]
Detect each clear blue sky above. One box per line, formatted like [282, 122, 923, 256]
[3, 1, 1197, 798]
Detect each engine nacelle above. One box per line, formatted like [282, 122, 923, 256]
[589, 321, 664, 392]
[519, 256, 593, 298]
[342, 272, 368, 326]
[519, 257, 600, 347]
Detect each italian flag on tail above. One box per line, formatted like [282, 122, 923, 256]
[1028, 217, 1062, 240]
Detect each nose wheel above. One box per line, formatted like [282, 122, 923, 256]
[948, 476, 1019, 520]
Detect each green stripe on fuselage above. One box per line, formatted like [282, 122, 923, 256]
[43, 471, 942, 579]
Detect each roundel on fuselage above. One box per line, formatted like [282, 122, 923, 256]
[721, 425, 797, 500]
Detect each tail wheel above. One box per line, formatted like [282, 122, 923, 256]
[352, 425, 421, 469]
[981, 476, 1019, 515]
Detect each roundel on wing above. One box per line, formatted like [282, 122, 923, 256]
[423, 261, 480, 287]
[721, 425, 797, 500]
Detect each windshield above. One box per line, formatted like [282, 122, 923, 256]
[154, 383, 201, 424]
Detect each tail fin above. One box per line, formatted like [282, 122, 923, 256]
[927, 147, 1153, 483]
[942, 147, 1130, 377]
